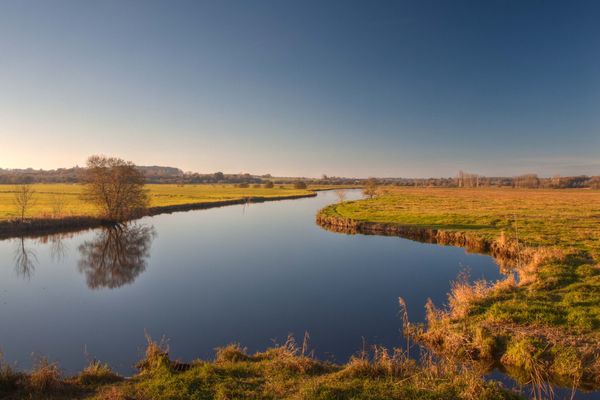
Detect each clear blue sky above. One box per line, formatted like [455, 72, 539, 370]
[1, 0, 598, 177]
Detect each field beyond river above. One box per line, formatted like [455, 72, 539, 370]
[0, 184, 318, 222]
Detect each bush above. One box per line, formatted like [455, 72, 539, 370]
[238, 183, 250, 188]
[264, 181, 274, 188]
[294, 181, 307, 189]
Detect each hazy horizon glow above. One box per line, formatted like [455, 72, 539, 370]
[1, 0, 599, 178]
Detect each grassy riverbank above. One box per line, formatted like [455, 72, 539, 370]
[0, 337, 521, 400]
[317, 188, 600, 388]
[0, 184, 340, 238]
[0, 184, 318, 221]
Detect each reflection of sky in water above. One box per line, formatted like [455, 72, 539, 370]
[0, 190, 503, 376]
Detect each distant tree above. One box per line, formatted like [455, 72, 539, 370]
[213, 172, 225, 181]
[335, 188, 347, 203]
[14, 184, 36, 222]
[50, 193, 66, 218]
[264, 181, 274, 188]
[294, 181, 307, 189]
[456, 171, 480, 188]
[82, 155, 149, 222]
[514, 174, 540, 189]
[363, 177, 379, 199]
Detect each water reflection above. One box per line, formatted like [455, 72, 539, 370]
[51, 236, 67, 263]
[13, 237, 37, 279]
[77, 223, 156, 289]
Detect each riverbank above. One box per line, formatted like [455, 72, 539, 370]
[316, 188, 600, 389]
[0, 184, 320, 239]
[0, 336, 522, 400]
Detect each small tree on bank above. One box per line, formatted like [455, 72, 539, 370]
[335, 188, 347, 203]
[82, 155, 149, 222]
[14, 184, 36, 223]
[363, 177, 379, 199]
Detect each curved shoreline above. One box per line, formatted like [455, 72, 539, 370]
[316, 206, 600, 389]
[316, 212, 524, 269]
[0, 192, 317, 240]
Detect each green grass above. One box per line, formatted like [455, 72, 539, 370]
[0, 340, 522, 400]
[0, 183, 316, 221]
[320, 187, 600, 256]
[318, 187, 600, 386]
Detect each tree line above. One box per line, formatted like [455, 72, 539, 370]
[376, 172, 600, 189]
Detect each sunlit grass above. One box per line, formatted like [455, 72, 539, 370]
[0, 183, 315, 221]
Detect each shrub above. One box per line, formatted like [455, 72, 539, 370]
[264, 181, 274, 188]
[294, 181, 307, 189]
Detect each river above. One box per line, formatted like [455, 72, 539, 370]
[0, 190, 519, 378]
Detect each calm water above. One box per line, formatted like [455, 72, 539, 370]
[0, 190, 504, 374]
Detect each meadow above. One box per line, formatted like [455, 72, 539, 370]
[318, 187, 600, 388]
[0, 183, 317, 221]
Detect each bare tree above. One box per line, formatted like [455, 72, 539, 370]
[514, 174, 540, 189]
[14, 184, 36, 223]
[334, 188, 347, 203]
[363, 177, 379, 199]
[50, 193, 66, 218]
[82, 155, 149, 222]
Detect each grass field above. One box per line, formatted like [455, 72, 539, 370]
[318, 187, 600, 387]
[319, 187, 600, 257]
[0, 184, 316, 221]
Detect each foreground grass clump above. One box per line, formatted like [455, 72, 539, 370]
[317, 187, 600, 387]
[0, 337, 521, 400]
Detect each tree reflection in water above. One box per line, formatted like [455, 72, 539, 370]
[77, 223, 156, 289]
[13, 237, 37, 279]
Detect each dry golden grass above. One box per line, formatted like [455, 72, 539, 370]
[29, 357, 62, 392]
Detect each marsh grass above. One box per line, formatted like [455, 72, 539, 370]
[78, 361, 121, 385]
[0, 334, 523, 400]
[0, 354, 21, 393]
[29, 356, 62, 392]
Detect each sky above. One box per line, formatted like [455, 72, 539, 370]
[0, 0, 599, 178]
